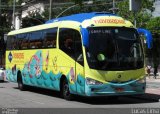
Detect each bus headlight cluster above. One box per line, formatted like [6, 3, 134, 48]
[86, 77, 103, 85]
[137, 78, 146, 83]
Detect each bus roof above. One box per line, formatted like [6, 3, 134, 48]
[46, 12, 133, 28]
[8, 22, 60, 36]
[46, 12, 116, 23]
[8, 12, 133, 36]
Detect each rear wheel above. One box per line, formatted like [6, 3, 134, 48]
[62, 79, 73, 100]
[17, 72, 25, 91]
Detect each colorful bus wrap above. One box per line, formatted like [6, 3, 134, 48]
[6, 12, 146, 100]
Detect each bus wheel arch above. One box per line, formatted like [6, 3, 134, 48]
[17, 71, 25, 91]
[60, 75, 73, 100]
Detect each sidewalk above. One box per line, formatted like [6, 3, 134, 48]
[146, 74, 160, 95]
[131, 75, 160, 101]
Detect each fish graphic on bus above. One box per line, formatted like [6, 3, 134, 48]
[27, 51, 43, 79]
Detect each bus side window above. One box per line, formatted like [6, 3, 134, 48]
[35, 42, 42, 48]
[43, 28, 57, 48]
[29, 31, 43, 49]
[7, 35, 16, 50]
[18, 33, 29, 50]
[30, 42, 35, 48]
[59, 28, 83, 64]
[21, 42, 28, 49]
[59, 28, 75, 59]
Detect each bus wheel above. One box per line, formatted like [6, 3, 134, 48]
[62, 79, 73, 101]
[17, 72, 25, 91]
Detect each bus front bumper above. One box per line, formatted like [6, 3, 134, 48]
[85, 81, 146, 96]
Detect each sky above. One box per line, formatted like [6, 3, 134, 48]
[152, 0, 160, 17]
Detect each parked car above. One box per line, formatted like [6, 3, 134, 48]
[0, 68, 5, 81]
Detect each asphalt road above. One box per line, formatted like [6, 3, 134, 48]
[0, 81, 160, 114]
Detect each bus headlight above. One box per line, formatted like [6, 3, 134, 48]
[137, 78, 146, 83]
[86, 78, 103, 85]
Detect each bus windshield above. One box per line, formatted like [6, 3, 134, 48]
[86, 27, 144, 70]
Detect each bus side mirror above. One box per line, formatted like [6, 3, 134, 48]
[137, 28, 152, 49]
[81, 28, 89, 47]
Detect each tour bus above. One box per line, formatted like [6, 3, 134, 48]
[6, 12, 149, 100]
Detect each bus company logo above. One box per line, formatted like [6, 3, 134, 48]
[13, 52, 24, 59]
[94, 19, 125, 24]
[8, 52, 13, 63]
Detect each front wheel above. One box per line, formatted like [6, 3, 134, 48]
[62, 79, 73, 100]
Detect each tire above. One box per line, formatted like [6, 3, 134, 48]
[17, 72, 25, 91]
[62, 79, 73, 101]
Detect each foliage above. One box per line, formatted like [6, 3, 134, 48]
[44, 0, 112, 19]
[71, 0, 82, 5]
[21, 0, 112, 27]
[0, 0, 12, 37]
[146, 17, 160, 34]
[117, 0, 154, 28]
[145, 17, 160, 65]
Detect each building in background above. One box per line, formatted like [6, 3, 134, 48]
[14, 0, 115, 29]
[14, 0, 75, 29]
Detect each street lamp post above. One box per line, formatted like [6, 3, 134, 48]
[109, 0, 118, 14]
[112, 0, 115, 14]
[12, 0, 16, 29]
[49, 0, 52, 20]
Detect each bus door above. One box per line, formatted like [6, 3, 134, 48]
[74, 32, 85, 95]
[59, 28, 84, 94]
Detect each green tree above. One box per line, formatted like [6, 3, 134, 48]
[146, 17, 160, 33]
[71, 0, 82, 5]
[0, 0, 23, 33]
[0, 0, 12, 38]
[146, 17, 160, 66]
[48, 0, 112, 18]
[117, 0, 154, 28]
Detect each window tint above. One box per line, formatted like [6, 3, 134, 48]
[59, 28, 74, 58]
[43, 28, 57, 48]
[29, 31, 43, 49]
[7, 35, 16, 50]
[7, 28, 57, 50]
[59, 28, 83, 65]
[17, 33, 29, 49]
